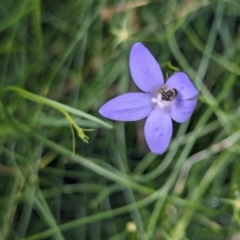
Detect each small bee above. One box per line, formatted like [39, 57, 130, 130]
[160, 87, 178, 101]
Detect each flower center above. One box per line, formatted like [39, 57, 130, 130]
[151, 86, 178, 108]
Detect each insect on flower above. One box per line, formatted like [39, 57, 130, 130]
[99, 42, 198, 154]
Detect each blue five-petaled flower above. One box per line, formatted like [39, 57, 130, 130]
[99, 42, 198, 154]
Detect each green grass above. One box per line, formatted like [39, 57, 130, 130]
[0, 0, 240, 239]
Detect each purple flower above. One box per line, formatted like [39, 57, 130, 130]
[99, 43, 198, 154]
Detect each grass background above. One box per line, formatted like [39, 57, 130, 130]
[0, 0, 240, 239]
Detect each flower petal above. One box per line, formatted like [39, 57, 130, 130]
[99, 93, 152, 121]
[144, 108, 172, 154]
[166, 72, 198, 100]
[170, 97, 197, 123]
[129, 42, 164, 93]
